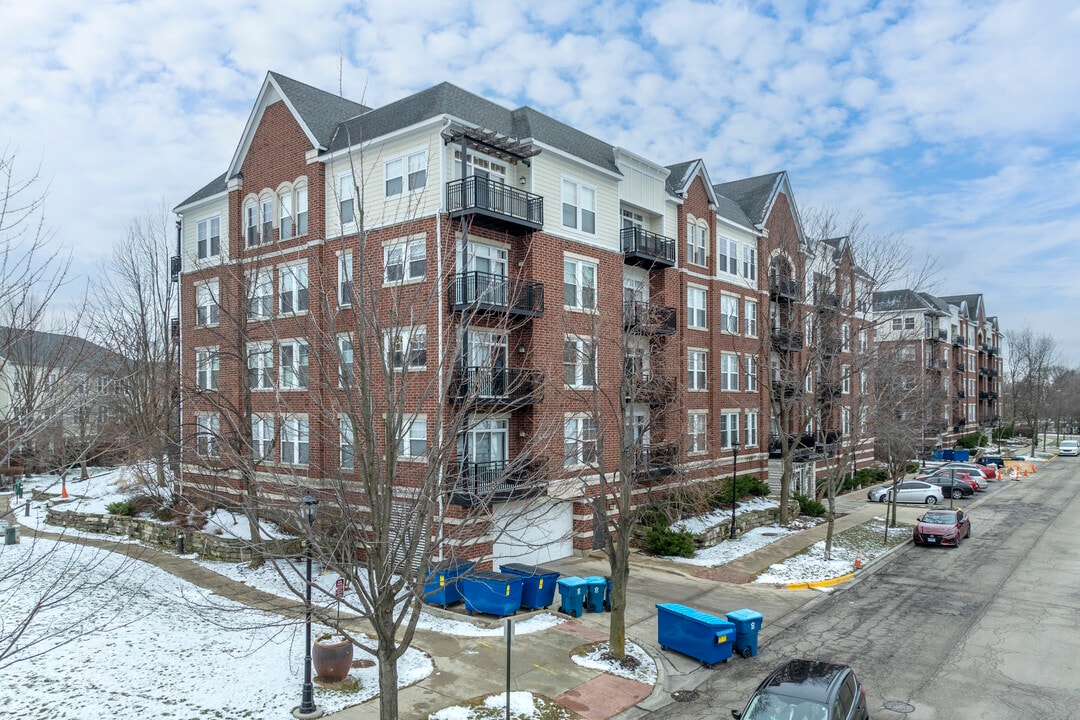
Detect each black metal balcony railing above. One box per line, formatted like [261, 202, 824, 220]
[927, 329, 948, 342]
[620, 226, 676, 268]
[989, 346, 1000, 356]
[446, 457, 546, 507]
[979, 391, 990, 400]
[956, 390, 966, 398]
[989, 368, 999, 378]
[978, 366, 991, 377]
[815, 292, 841, 312]
[817, 384, 842, 402]
[952, 335, 965, 347]
[630, 442, 677, 481]
[989, 390, 999, 400]
[820, 338, 844, 356]
[446, 176, 543, 232]
[771, 380, 800, 400]
[979, 343, 990, 354]
[451, 271, 544, 317]
[624, 372, 676, 405]
[926, 359, 945, 372]
[170, 255, 181, 281]
[769, 275, 802, 302]
[771, 328, 805, 352]
[955, 362, 966, 372]
[623, 300, 676, 335]
[449, 367, 543, 408]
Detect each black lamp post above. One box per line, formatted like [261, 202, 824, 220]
[729, 440, 741, 540]
[296, 493, 321, 718]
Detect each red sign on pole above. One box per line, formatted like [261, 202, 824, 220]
[334, 577, 345, 598]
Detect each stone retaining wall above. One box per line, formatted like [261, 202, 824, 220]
[45, 505, 303, 562]
[693, 501, 801, 547]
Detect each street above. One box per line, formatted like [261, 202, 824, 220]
[655, 459, 1080, 719]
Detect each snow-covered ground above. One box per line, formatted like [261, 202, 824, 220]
[753, 518, 909, 585]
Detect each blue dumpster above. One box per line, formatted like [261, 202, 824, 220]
[725, 608, 763, 658]
[584, 576, 607, 613]
[499, 563, 561, 610]
[656, 603, 735, 666]
[557, 576, 587, 617]
[460, 571, 523, 617]
[423, 559, 475, 607]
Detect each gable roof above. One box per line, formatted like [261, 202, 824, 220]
[940, 294, 984, 322]
[0, 327, 124, 374]
[269, 72, 369, 148]
[873, 289, 935, 313]
[176, 171, 228, 211]
[663, 159, 725, 211]
[713, 172, 786, 228]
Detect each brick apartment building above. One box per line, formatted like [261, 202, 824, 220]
[173, 72, 874, 567]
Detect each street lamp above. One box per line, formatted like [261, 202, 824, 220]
[295, 493, 321, 719]
[729, 440, 741, 540]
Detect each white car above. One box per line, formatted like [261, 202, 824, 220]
[1059, 440, 1079, 457]
[867, 481, 945, 505]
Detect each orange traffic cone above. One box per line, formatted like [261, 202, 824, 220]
[61, 478, 68, 498]
[854, 551, 863, 570]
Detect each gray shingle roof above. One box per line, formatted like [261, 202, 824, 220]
[873, 289, 933, 312]
[940, 294, 983, 321]
[269, 72, 369, 149]
[713, 172, 785, 227]
[664, 161, 695, 195]
[0, 327, 124, 374]
[176, 171, 227, 210]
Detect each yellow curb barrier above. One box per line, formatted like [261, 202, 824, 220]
[786, 572, 855, 590]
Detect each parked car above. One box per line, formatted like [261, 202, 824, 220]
[913, 509, 971, 547]
[918, 476, 976, 499]
[976, 455, 1005, 469]
[732, 659, 871, 720]
[916, 468, 980, 492]
[867, 481, 944, 505]
[1059, 440, 1079, 457]
[934, 463, 991, 488]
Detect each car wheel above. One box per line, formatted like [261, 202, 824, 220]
[878, 495, 887, 503]
[925, 496, 938, 505]
[952, 489, 963, 499]
[965, 526, 971, 538]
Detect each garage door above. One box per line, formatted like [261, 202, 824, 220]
[491, 499, 573, 568]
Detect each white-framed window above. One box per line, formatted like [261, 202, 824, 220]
[859, 406, 869, 433]
[280, 415, 309, 466]
[718, 236, 739, 275]
[252, 415, 274, 462]
[338, 251, 353, 306]
[339, 416, 354, 470]
[687, 286, 707, 329]
[279, 263, 309, 315]
[720, 411, 740, 448]
[295, 186, 308, 236]
[564, 415, 598, 466]
[384, 238, 427, 284]
[337, 334, 354, 386]
[196, 413, 220, 458]
[564, 336, 597, 388]
[247, 270, 273, 320]
[841, 323, 851, 350]
[859, 328, 868, 352]
[842, 365, 851, 394]
[563, 257, 597, 311]
[279, 189, 294, 240]
[561, 179, 596, 234]
[742, 243, 757, 281]
[339, 173, 355, 224]
[688, 411, 708, 455]
[720, 353, 739, 391]
[968, 378, 975, 396]
[398, 416, 428, 458]
[688, 220, 707, 266]
[745, 411, 759, 447]
[247, 342, 273, 390]
[279, 340, 309, 389]
[197, 216, 221, 260]
[841, 407, 851, 436]
[260, 196, 273, 242]
[745, 299, 758, 337]
[860, 370, 868, 394]
[805, 314, 814, 342]
[387, 327, 427, 370]
[245, 202, 259, 246]
[806, 370, 814, 393]
[745, 355, 758, 392]
[901, 346, 916, 361]
[195, 280, 219, 327]
[688, 349, 707, 391]
[195, 347, 219, 391]
[385, 151, 427, 197]
[720, 295, 739, 334]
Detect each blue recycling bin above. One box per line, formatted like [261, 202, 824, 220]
[557, 576, 587, 617]
[460, 571, 523, 617]
[656, 603, 735, 666]
[725, 608, 764, 658]
[584, 576, 607, 613]
[423, 559, 475, 606]
[499, 563, 561, 610]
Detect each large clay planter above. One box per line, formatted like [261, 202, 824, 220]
[312, 638, 354, 683]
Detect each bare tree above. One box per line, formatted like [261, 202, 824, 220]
[1007, 326, 1058, 453]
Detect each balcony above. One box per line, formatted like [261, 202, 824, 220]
[623, 300, 677, 335]
[978, 366, 991, 377]
[956, 389, 966, 399]
[630, 442, 677, 481]
[952, 335, 965, 347]
[771, 328, 805, 352]
[451, 271, 544, 317]
[979, 391, 990, 400]
[989, 368, 999, 378]
[169, 318, 179, 341]
[820, 337, 844, 357]
[447, 457, 546, 507]
[815, 292, 841, 313]
[771, 380, 800, 400]
[955, 362, 966, 373]
[769, 275, 802, 302]
[625, 372, 676, 406]
[447, 176, 543, 233]
[817, 383, 842, 402]
[170, 255, 181, 282]
[979, 343, 990, 354]
[926, 359, 945, 372]
[989, 346, 1000, 356]
[927, 329, 948, 342]
[621, 227, 676, 269]
[449, 367, 543, 409]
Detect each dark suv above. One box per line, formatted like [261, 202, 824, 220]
[732, 659, 870, 720]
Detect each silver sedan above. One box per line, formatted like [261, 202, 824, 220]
[867, 480, 945, 505]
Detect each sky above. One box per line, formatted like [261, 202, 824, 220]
[2, 0, 1079, 363]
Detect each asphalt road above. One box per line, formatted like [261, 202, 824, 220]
[653, 459, 1080, 720]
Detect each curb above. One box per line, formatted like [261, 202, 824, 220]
[786, 572, 855, 590]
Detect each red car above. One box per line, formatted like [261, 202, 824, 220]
[916, 469, 980, 493]
[913, 509, 971, 547]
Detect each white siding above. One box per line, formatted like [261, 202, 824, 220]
[180, 195, 229, 268]
[531, 153, 619, 254]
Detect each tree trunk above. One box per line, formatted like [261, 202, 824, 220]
[606, 541, 631, 660]
[377, 644, 399, 720]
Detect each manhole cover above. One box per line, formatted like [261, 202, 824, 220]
[883, 700, 916, 713]
[671, 690, 699, 702]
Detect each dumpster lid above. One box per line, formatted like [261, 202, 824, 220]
[428, 559, 475, 574]
[557, 576, 588, 587]
[500, 563, 559, 576]
[657, 603, 735, 628]
[467, 570, 520, 583]
[726, 608, 764, 622]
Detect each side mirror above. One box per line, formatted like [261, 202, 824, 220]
[917, 515, 923, 521]
[732, 711, 743, 719]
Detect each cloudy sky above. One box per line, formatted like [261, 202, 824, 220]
[2, 0, 1079, 363]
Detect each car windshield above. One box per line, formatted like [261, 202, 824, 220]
[742, 693, 830, 720]
[922, 512, 955, 524]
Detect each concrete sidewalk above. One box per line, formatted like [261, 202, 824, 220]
[3, 485, 999, 719]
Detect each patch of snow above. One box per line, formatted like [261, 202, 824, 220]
[572, 640, 657, 685]
[665, 523, 797, 567]
[672, 496, 779, 534]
